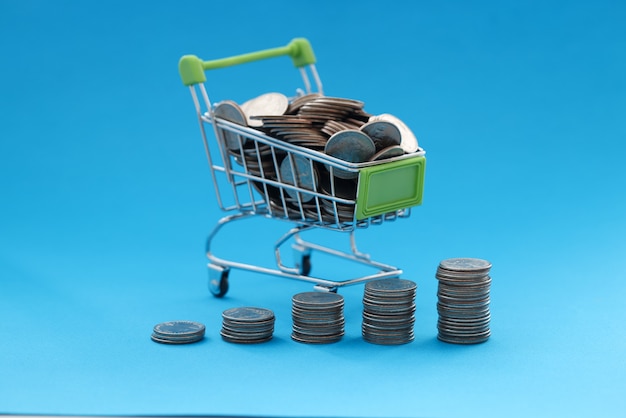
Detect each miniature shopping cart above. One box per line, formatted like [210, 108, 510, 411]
[178, 38, 426, 297]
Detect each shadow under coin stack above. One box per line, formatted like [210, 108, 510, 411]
[220, 307, 275, 344]
[362, 278, 417, 345]
[436, 258, 492, 344]
[291, 291, 345, 344]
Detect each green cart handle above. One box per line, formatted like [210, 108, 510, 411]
[178, 38, 316, 86]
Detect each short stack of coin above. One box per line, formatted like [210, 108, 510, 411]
[362, 278, 417, 345]
[436, 258, 492, 344]
[291, 291, 345, 344]
[221, 307, 275, 344]
[151, 320, 206, 345]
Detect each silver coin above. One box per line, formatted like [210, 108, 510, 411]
[287, 93, 323, 114]
[362, 319, 415, 331]
[279, 155, 318, 202]
[360, 120, 402, 151]
[221, 321, 275, 332]
[438, 324, 491, 336]
[292, 323, 345, 335]
[437, 285, 490, 296]
[365, 278, 417, 294]
[436, 272, 491, 283]
[221, 332, 273, 344]
[324, 130, 375, 179]
[213, 100, 248, 150]
[363, 304, 417, 314]
[439, 258, 492, 272]
[437, 329, 491, 345]
[369, 113, 419, 153]
[325, 130, 376, 162]
[369, 145, 405, 161]
[151, 332, 206, 342]
[151, 333, 204, 345]
[363, 295, 415, 305]
[362, 309, 415, 322]
[222, 307, 275, 322]
[437, 277, 492, 289]
[220, 328, 274, 339]
[291, 332, 343, 344]
[292, 308, 344, 318]
[241, 92, 289, 127]
[292, 291, 344, 307]
[362, 332, 414, 345]
[362, 325, 415, 336]
[437, 308, 491, 321]
[153, 321, 206, 338]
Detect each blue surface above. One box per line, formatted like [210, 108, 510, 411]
[1, 1, 626, 417]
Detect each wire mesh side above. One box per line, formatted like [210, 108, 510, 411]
[204, 117, 413, 232]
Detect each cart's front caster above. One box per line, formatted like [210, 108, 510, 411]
[208, 264, 230, 298]
[293, 244, 312, 276]
[300, 254, 312, 276]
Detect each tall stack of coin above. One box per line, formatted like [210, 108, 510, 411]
[291, 291, 345, 344]
[221, 307, 275, 344]
[436, 258, 492, 344]
[362, 278, 417, 345]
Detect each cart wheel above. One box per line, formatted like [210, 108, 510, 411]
[300, 254, 312, 276]
[208, 265, 230, 298]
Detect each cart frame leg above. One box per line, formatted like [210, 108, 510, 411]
[205, 211, 403, 296]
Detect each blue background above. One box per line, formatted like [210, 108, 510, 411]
[1, 1, 625, 417]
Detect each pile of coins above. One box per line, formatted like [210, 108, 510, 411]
[151, 320, 206, 345]
[291, 291, 345, 344]
[220, 307, 275, 344]
[436, 258, 492, 344]
[212, 92, 420, 223]
[362, 278, 417, 345]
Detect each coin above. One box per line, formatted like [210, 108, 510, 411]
[365, 278, 417, 294]
[369, 145, 405, 161]
[279, 154, 318, 202]
[360, 120, 402, 151]
[223, 306, 274, 322]
[213, 100, 248, 150]
[325, 130, 376, 163]
[369, 113, 419, 153]
[439, 258, 492, 272]
[292, 291, 344, 307]
[324, 130, 375, 179]
[241, 92, 289, 127]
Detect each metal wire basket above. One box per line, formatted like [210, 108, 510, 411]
[179, 38, 426, 296]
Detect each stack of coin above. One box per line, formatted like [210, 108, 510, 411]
[291, 291, 345, 344]
[436, 258, 492, 344]
[362, 278, 417, 345]
[151, 320, 206, 345]
[221, 307, 275, 344]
